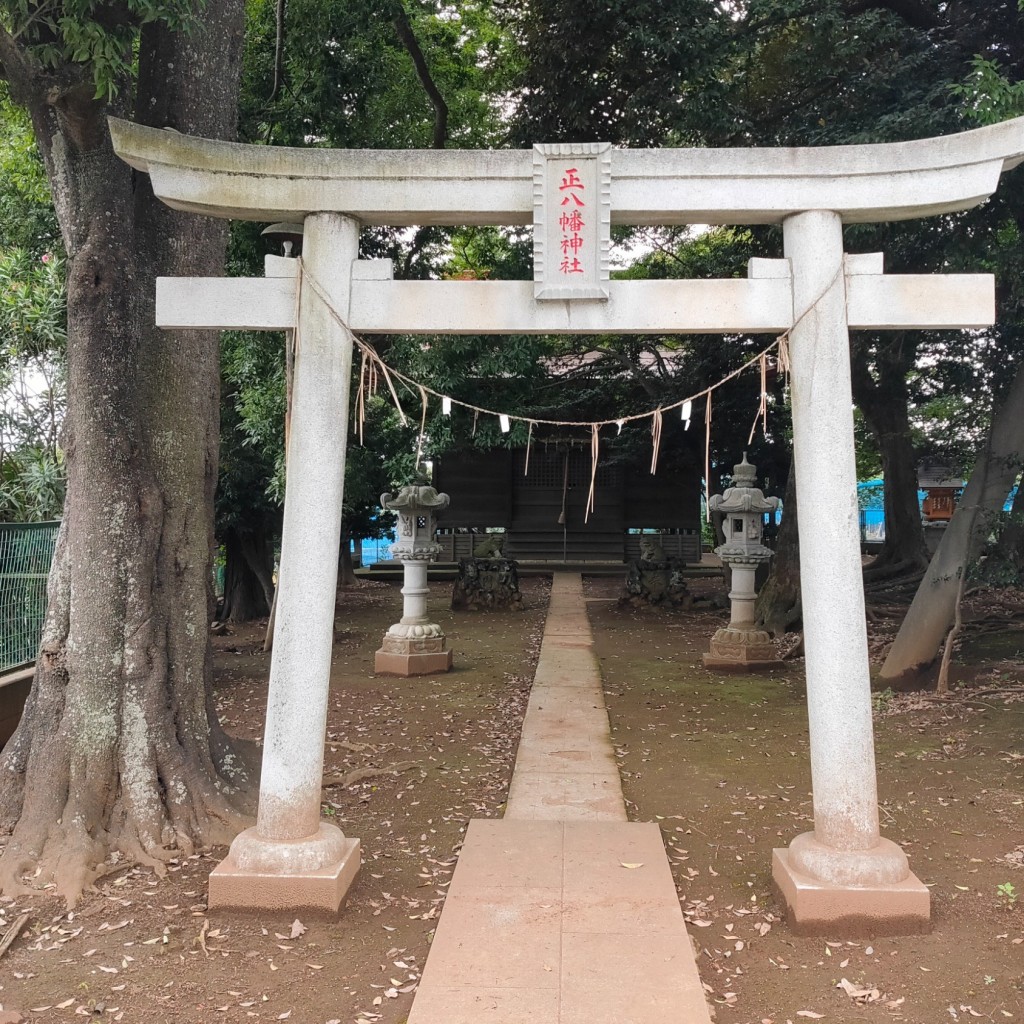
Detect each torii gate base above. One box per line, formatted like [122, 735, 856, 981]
[209, 828, 361, 915]
[772, 846, 930, 936]
[108, 113, 1024, 933]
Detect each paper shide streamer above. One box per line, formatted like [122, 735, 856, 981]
[293, 260, 821, 518]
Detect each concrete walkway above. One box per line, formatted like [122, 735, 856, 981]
[504, 572, 626, 821]
[407, 574, 711, 1024]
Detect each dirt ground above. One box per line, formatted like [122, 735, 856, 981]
[0, 571, 1022, 1024]
[587, 575, 1024, 1024]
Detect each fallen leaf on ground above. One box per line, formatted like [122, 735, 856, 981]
[837, 978, 881, 1004]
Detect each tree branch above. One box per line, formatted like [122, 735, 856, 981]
[391, 3, 448, 150]
[270, 0, 286, 102]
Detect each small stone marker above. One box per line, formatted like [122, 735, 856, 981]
[620, 534, 691, 607]
[451, 540, 523, 612]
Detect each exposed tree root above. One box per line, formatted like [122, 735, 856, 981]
[0, 754, 255, 906]
[781, 634, 804, 660]
[864, 571, 925, 601]
[0, 544, 259, 907]
[756, 592, 802, 638]
[0, 912, 29, 961]
[863, 555, 928, 582]
[322, 761, 420, 789]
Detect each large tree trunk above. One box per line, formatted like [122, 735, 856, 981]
[219, 526, 274, 623]
[0, 2, 254, 904]
[755, 466, 801, 636]
[851, 333, 928, 575]
[880, 362, 1024, 683]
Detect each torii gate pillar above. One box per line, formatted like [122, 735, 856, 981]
[772, 211, 929, 934]
[208, 213, 361, 913]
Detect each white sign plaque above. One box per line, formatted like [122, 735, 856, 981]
[533, 143, 611, 301]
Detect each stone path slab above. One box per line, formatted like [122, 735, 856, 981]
[408, 820, 708, 1024]
[505, 572, 625, 821]
[407, 574, 712, 1024]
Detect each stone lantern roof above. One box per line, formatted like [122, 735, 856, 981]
[381, 483, 450, 514]
[709, 455, 780, 516]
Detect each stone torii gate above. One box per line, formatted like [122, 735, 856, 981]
[111, 115, 1024, 933]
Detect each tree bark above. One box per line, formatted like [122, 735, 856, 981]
[755, 466, 801, 636]
[880, 362, 1024, 683]
[0, 2, 254, 905]
[851, 333, 928, 574]
[220, 526, 274, 623]
[339, 530, 358, 587]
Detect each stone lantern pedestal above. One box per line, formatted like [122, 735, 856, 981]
[374, 483, 454, 676]
[703, 455, 782, 670]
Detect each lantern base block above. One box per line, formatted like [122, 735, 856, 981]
[375, 634, 453, 676]
[703, 626, 781, 670]
[772, 847, 930, 937]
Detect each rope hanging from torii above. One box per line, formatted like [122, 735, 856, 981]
[295, 259, 807, 521]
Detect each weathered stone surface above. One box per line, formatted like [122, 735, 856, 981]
[380, 634, 447, 656]
[157, 272, 996, 335]
[703, 626, 778, 668]
[785, 212, 885, 855]
[110, 114, 1024, 226]
[208, 214, 360, 907]
[704, 455, 782, 669]
[383, 483, 449, 561]
[472, 533, 505, 558]
[620, 558, 691, 608]
[375, 483, 454, 676]
[451, 557, 523, 611]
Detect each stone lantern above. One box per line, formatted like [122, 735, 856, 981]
[703, 455, 782, 669]
[374, 482, 454, 676]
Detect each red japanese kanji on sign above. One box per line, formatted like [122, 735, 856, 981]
[558, 167, 586, 273]
[533, 142, 610, 300]
[560, 233, 585, 256]
[559, 167, 586, 207]
[559, 210, 584, 232]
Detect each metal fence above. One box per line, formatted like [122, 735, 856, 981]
[0, 522, 60, 673]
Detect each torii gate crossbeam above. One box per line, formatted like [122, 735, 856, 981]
[109, 115, 1024, 936]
